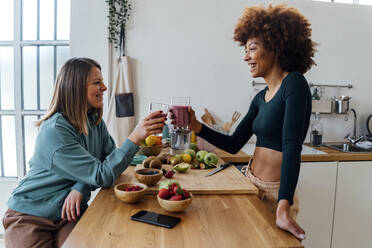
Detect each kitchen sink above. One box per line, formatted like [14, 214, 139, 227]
[322, 143, 372, 153]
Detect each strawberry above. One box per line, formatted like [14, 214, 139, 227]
[164, 170, 174, 179]
[168, 190, 176, 197]
[183, 189, 190, 199]
[170, 195, 183, 201]
[158, 189, 170, 199]
[173, 186, 183, 195]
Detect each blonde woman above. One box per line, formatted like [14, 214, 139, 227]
[3, 58, 166, 247]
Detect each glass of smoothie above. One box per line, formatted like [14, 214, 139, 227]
[170, 97, 190, 128]
[169, 97, 191, 153]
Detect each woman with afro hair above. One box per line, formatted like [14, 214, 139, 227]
[184, 4, 317, 240]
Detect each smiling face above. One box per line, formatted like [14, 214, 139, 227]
[244, 38, 276, 78]
[86, 66, 106, 109]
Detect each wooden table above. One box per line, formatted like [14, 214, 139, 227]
[63, 151, 302, 247]
[63, 189, 302, 248]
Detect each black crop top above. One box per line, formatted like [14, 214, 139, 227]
[197, 71, 311, 204]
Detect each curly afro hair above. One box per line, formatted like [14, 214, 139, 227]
[234, 4, 317, 74]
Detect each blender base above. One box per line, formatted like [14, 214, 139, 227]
[169, 148, 186, 155]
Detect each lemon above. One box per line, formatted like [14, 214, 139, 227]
[182, 153, 192, 163]
[145, 135, 157, 146]
[173, 162, 191, 173]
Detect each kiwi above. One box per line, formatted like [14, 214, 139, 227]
[143, 156, 156, 168]
[171, 157, 183, 166]
[149, 158, 162, 169]
[157, 153, 168, 164]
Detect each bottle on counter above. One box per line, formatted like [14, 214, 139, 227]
[310, 112, 323, 146]
[312, 87, 320, 100]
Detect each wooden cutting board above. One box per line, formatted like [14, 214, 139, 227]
[115, 158, 258, 195]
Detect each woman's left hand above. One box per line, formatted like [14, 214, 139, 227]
[61, 189, 83, 222]
[276, 199, 306, 240]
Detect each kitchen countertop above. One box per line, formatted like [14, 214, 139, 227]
[215, 143, 372, 163]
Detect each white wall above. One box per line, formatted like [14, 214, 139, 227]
[71, 0, 372, 146]
[70, 0, 109, 109]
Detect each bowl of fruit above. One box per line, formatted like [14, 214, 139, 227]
[135, 168, 162, 186]
[114, 182, 147, 203]
[157, 181, 192, 213]
[137, 135, 163, 157]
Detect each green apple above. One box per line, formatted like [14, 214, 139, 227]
[189, 142, 198, 152]
[184, 148, 196, 160]
[196, 150, 208, 163]
[204, 152, 218, 166]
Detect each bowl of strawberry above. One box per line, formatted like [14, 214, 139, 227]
[114, 182, 147, 203]
[157, 182, 192, 212]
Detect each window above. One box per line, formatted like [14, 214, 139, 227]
[0, 0, 70, 179]
[314, 0, 372, 5]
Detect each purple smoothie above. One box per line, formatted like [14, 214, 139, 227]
[172, 105, 189, 127]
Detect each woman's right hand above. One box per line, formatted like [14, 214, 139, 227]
[168, 107, 202, 133]
[187, 107, 202, 133]
[128, 111, 167, 145]
[276, 200, 306, 240]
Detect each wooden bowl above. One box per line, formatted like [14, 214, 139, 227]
[135, 168, 162, 186]
[157, 193, 193, 213]
[114, 183, 147, 203]
[137, 145, 162, 156]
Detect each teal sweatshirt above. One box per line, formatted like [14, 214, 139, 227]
[7, 112, 139, 220]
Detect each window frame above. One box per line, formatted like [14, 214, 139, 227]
[0, 0, 69, 179]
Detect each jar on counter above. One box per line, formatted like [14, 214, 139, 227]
[310, 112, 323, 146]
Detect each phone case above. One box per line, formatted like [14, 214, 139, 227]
[130, 211, 181, 229]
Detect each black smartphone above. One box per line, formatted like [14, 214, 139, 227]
[130, 210, 181, 229]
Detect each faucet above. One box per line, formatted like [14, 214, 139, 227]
[344, 108, 363, 144]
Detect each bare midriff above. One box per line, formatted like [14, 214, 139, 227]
[250, 146, 282, 182]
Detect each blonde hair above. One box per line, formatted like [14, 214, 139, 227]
[36, 57, 103, 135]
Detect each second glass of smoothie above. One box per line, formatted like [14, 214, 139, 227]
[170, 97, 191, 153]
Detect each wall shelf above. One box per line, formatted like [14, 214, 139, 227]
[252, 80, 353, 89]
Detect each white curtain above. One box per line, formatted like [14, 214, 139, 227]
[105, 48, 135, 147]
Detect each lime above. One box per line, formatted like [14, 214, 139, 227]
[173, 162, 191, 173]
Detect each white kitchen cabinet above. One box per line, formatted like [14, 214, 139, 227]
[296, 162, 338, 248]
[331, 161, 372, 248]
